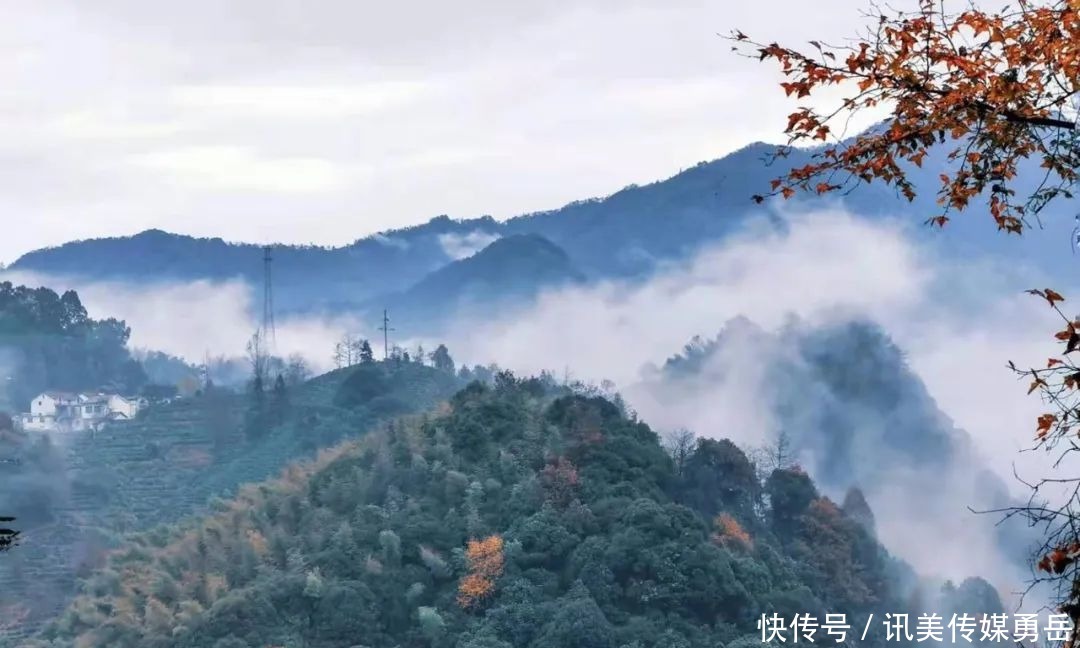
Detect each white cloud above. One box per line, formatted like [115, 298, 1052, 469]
[0, 0, 923, 263]
[171, 82, 432, 119]
[132, 146, 362, 194]
[446, 210, 931, 384]
[50, 109, 185, 141]
[1, 203, 1060, 599]
[0, 270, 366, 375]
[437, 230, 501, 260]
[434, 208, 1062, 595]
[373, 233, 410, 250]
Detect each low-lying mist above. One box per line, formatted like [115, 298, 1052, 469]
[2, 209, 1068, 605]
[0, 271, 373, 376]
[435, 209, 1066, 602]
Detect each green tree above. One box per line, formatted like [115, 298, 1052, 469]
[332, 340, 347, 369]
[0, 283, 147, 406]
[765, 467, 818, 534]
[283, 354, 311, 386]
[677, 438, 760, 523]
[417, 606, 446, 643]
[359, 339, 375, 364]
[0, 516, 18, 552]
[431, 344, 455, 374]
[532, 583, 615, 648]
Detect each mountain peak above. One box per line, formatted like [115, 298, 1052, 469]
[467, 232, 567, 261]
[132, 228, 176, 239]
[379, 234, 584, 333]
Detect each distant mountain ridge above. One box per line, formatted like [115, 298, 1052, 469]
[12, 135, 1075, 321]
[10, 218, 505, 315]
[5, 142, 855, 313]
[370, 233, 586, 334]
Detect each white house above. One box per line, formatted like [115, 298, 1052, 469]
[19, 392, 78, 432]
[17, 391, 144, 434]
[73, 394, 109, 431]
[107, 394, 145, 420]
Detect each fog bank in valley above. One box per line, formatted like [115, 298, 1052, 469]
[1, 210, 1067, 599]
[440, 209, 1065, 596]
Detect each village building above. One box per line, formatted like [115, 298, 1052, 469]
[17, 391, 146, 434]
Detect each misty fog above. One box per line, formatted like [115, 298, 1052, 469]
[1, 208, 1067, 602]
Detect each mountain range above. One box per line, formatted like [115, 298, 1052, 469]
[0, 129, 1060, 645]
[12, 135, 1075, 336]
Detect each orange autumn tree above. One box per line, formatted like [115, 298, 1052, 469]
[711, 513, 754, 552]
[457, 534, 505, 609]
[540, 456, 581, 507]
[731, 0, 1080, 623]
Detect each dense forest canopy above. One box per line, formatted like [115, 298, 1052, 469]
[0, 282, 146, 409]
[28, 372, 1000, 648]
[0, 353, 473, 641]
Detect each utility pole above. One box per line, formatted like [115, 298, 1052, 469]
[378, 309, 395, 360]
[262, 246, 276, 351]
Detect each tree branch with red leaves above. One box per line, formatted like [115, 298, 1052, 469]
[731, 0, 1080, 232]
[734, 0, 1080, 627]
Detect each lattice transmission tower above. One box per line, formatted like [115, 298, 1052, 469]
[262, 246, 277, 351]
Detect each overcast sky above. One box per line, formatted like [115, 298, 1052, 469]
[1, 0, 901, 263]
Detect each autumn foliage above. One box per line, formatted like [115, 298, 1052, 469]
[735, 0, 1080, 625]
[711, 513, 754, 552]
[1015, 289, 1080, 584]
[732, 0, 1080, 232]
[457, 534, 505, 609]
[540, 456, 581, 507]
[1039, 541, 1080, 575]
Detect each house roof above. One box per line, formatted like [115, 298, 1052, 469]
[40, 391, 77, 401]
[38, 391, 142, 401]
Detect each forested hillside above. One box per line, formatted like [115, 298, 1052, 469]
[27, 373, 998, 648]
[638, 318, 964, 483]
[0, 358, 464, 644]
[0, 282, 146, 410]
[629, 318, 1035, 582]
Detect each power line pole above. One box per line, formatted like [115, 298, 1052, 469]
[378, 309, 394, 360]
[262, 246, 276, 351]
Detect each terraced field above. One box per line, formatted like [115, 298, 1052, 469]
[0, 361, 462, 645]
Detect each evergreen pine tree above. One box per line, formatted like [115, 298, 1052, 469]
[359, 340, 375, 364]
[431, 344, 455, 374]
